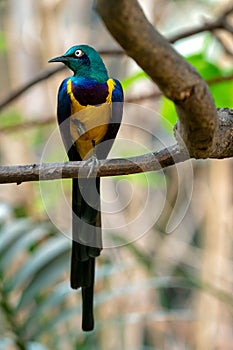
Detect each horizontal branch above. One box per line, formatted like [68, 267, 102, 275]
[0, 145, 188, 184]
[1, 106, 233, 185]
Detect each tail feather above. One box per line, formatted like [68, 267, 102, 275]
[82, 260, 95, 331]
[71, 244, 93, 288]
[71, 177, 102, 331]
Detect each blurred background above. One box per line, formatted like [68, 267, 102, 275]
[0, 0, 232, 349]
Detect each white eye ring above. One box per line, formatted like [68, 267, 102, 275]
[74, 49, 84, 58]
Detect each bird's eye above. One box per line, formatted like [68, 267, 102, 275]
[74, 49, 84, 58]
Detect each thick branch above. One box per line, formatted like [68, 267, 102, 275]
[209, 108, 233, 158]
[96, 0, 218, 157]
[173, 107, 233, 158]
[0, 107, 232, 185]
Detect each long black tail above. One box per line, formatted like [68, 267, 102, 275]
[71, 177, 102, 331]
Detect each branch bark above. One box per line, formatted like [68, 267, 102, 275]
[0, 107, 232, 185]
[168, 5, 233, 43]
[0, 144, 187, 184]
[0, 1, 232, 186]
[96, 0, 219, 158]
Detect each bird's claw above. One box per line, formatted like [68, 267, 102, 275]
[85, 154, 100, 178]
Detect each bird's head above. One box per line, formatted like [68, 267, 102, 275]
[48, 45, 108, 82]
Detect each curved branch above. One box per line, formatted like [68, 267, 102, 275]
[96, 0, 219, 158]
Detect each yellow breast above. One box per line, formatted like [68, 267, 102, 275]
[67, 79, 115, 159]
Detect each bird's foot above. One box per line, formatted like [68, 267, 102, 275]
[84, 154, 100, 178]
[84, 140, 100, 178]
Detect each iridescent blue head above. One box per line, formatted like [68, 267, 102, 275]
[48, 45, 109, 82]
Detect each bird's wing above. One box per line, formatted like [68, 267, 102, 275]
[96, 78, 124, 159]
[57, 78, 81, 161]
[111, 78, 124, 123]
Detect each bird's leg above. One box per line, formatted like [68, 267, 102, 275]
[86, 140, 100, 178]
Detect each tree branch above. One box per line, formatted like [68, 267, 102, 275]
[0, 144, 187, 184]
[0, 108, 232, 185]
[96, 0, 220, 158]
[168, 5, 233, 43]
[208, 108, 233, 158]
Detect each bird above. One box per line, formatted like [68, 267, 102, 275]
[48, 45, 124, 331]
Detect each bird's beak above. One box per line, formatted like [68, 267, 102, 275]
[48, 55, 68, 63]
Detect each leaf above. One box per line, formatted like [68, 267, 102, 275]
[16, 249, 69, 310]
[31, 304, 82, 339]
[210, 80, 233, 108]
[1, 224, 49, 271]
[186, 53, 221, 79]
[23, 282, 71, 329]
[6, 236, 70, 291]
[28, 262, 130, 338]
[0, 219, 34, 256]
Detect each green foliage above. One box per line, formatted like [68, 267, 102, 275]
[0, 33, 231, 348]
[0, 31, 6, 53]
[0, 203, 200, 350]
[121, 33, 233, 135]
[0, 110, 23, 128]
[160, 50, 233, 132]
[187, 53, 233, 107]
[209, 78, 233, 108]
[0, 205, 72, 349]
[121, 71, 149, 91]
